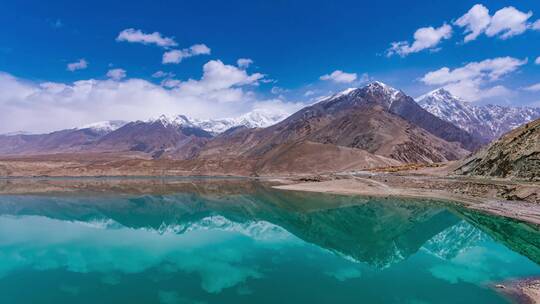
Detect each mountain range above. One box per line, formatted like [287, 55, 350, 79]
[417, 88, 540, 142]
[197, 82, 473, 173]
[1, 81, 538, 175]
[0, 109, 288, 157]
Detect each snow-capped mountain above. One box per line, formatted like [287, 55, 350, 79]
[416, 88, 540, 141]
[194, 108, 290, 134]
[79, 120, 128, 133]
[148, 114, 194, 128]
[364, 81, 404, 103]
[313, 81, 481, 151]
[320, 82, 406, 107]
[148, 108, 290, 135]
[0, 82, 481, 163]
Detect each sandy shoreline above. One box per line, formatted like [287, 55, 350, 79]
[273, 174, 540, 225]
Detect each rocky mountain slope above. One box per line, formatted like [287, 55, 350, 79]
[369, 84, 482, 152]
[417, 88, 540, 142]
[0, 109, 287, 157]
[197, 82, 471, 168]
[456, 118, 540, 181]
[89, 116, 213, 159]
[0, 128, 105, 155]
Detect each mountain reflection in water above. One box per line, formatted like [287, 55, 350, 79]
[0, 178, 538, 303]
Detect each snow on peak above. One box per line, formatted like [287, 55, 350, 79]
[147, 108, 290, 134]
[364, 81, 403, 101]
[326, 82, 402, 100]
[315, 88, 359, 104]
[149, 114, 197, 128]
[80, 120, 127, 133]
[416, 88, 466, 104]
[191, 108, 289, 134]
[154, 114, 177, 126]
[416, 88, 540, 140]
[235, 108, 289, 129]
[335, 87, 358, 97]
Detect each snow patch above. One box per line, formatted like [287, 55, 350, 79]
[80, 120, 128, 133]
[148, 108, 289, 134]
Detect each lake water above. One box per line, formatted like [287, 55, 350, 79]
[0, 178, 539, 303]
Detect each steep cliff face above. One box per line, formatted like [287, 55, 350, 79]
[456, 118, 540, 181]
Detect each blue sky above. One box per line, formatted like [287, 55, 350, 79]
[0, 0, 539, 133]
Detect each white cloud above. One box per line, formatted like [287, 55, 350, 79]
[304, 90, 315, 97]
[162, 50, 186, 64]
[270, 86, 288, 95]
[161, 78, 181, 88]
[260, 78, 276, 84]
[177, 60, 264, 92]
[442, 79, 512, 102]
[0, 61, 298, 134]
[533, 19, 540, 30]
[452, 4, 537, 43]
[536, 57, 540, 65]
[162, 44, 211, 64]
[387, 23, 452, 57]
[320, 70, 357, 83]
[152, 70, 175, 78]
[252, 98, 304, 115]
[189, 44, 211, 55]
[523, 83, 540, 92]
[116, 28, 177, 48]
[421, 56, 527, 101]
[106, 68, 126, 81]
[485, 6, 533, 39]
[237, 58, 254, 69]
[454, 4, 491, 42]
[66, 59, 88, 72]
[421, 57, 527, 84]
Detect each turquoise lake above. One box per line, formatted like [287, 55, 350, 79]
[0, 178, 539, 303]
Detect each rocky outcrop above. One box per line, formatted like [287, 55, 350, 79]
[456, 118, 540, 181]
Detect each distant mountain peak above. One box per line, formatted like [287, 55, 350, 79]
[148, 114, 196, 129]
[79, 120, 127, 133]
[416, 88, 540, 141]
[364, 81, 403, 102]
[145, 108, 289, 135]
[336, 87, 359, 96]
[308, 80, 481, 152]
[366, 80, 392, 89]
[416, 88, 466, 104]
[322, 81, 403, 105]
